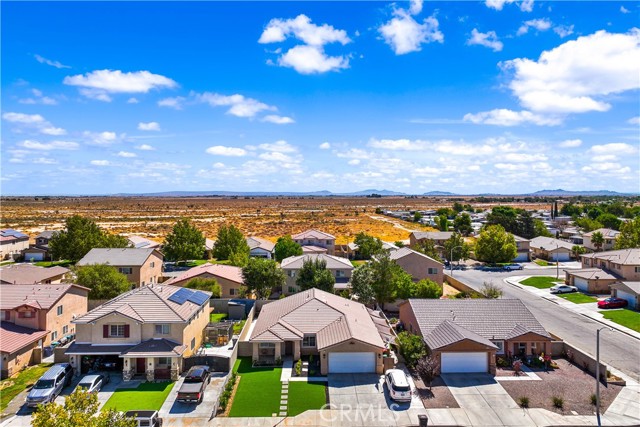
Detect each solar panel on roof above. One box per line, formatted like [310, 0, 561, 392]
[168, 287, 194, 305]
[187, 291, 210, 306]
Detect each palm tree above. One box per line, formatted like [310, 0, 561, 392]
[591, 231, 604, 252]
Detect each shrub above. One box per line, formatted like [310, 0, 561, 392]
[552, 396, 564, 409]
[295, 359, 302, 376]
[518, 396, 530, 408]
[396, 331, 426, 367]
[496, 357, 509, 368]
[481, 281, 503, 299]
[389, 317, 398, 324]
[513, 360, 522, 376]
[590, 394, 597, 406]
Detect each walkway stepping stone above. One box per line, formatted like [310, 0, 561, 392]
[279, 412, 287, 416]
[279, 405, 287, 411]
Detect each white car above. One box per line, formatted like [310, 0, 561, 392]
[385, 369, 412, 402]
[550, 284, 578, 294]
[74, 374, 109, 393]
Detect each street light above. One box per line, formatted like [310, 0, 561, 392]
[596, 326, 613, 427]
[450, 245, 463, 277]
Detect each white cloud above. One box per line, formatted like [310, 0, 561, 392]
[127, 97, 139, 104]
[591, 154, 618, 162]
[348, 159, 361, 165]
[261, 115, 295, 124]
[2, 112, 67, 135]
[502, 153, 548, 162]
[621, 6, 630, 13]
[553, 25, 574, 38]
[582, 163, 631, 174]
[589, 143, 636, 155]
[485, 0, 533, 12]
[212, 162, 225, 169]
[79, 88, 112, 102]
[64, 70, 177, 101]
[194, 92, 275, 118]
[628, 116, 640, 125]
[136, 144, 155, 151]
[369, 138, 427, 150]
[463, 109, 561, 126]
[559, 139, 582, 148]
[319, 142, 331, 149]
[259, 151, 294, 162]
[520, 0, 534, 12]
[258, 140, 297, 153]
[379, 9, 443, 55]
[517, 18, 552, 36]
[90, 160, 111, 166]
[157, 96, 185, 110]
[34, 54, 70, 69]
[33, 157, 58, 164]
[503, 29, 640, 114]
[137, 121, 161, 131]
[83, 131, 120, 146]
[409, 0, 423, 15]
[494, 163, 519, 171]
[20, 140, 79, 150]
[41, 127, 67, 136]
[277, 45, 350, 74]
[117, 151, 137, 158]
[19, 89, 58, 105]
[467, 29, 503, 51]
[206, 145, 248, 156]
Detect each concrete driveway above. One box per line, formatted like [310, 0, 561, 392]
[159, 372, 227, 422]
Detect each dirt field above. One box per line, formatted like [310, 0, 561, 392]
[0, 196, 551, 244]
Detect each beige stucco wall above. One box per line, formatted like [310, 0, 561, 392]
[181, 304, 210, 357]
[75, 314, 142, 345]
[394, 252, 444, 285]
[118, 252, 163, 287]
[43, 286, 88, 346]
[1, 342, 40, 379]
[319, 340, 384, 375]
[171, 273, 242, 298]
[293, 238, 335, 255]
[0, 239, 30, 259]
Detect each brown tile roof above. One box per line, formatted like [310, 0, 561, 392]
[0, 321, 49, 354]
[0, 264, 70, 284]
[74, 284, 210, 324]
[163, 263, 244, 286]
[121, 339, 187, 357]
[247, 237, 275, 252]
[280, 254, 353, 270]
[423, 320, 497, 350]
[250, 288, 385, 349]
[389, 247, 443, 265]
[292, 229, 336, 240]
[77, 248, 162, 267]
[583, 228, 620, 238]
[0, 284, 87, 310]
[566, 268, 618, 281]
[611, 281, 640, 295]
[530, 236, 575, 251]
[581, 248, 640, 265]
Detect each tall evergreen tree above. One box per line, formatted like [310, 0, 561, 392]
[162, 218, 206, 263]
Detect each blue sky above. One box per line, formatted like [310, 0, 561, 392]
[2, 1, 639, 195]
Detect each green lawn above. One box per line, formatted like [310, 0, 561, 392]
[210, 313, 228, 322]
[0, 260, 15, 266]
[350, 260, 367, 267]
[520, 276, 561, 289]
[0, 363, 53, 413]
[228, 358, 282, 417]
[184, 259, 210, 267]
[557, 293, 598, 304]
[534, 259, 552, 266]
[33, 260, 73, 268]
[287, 382, 327, 416]
[101, 382, 174, 412]
[602, 309, 640, 333]
[233, 320, 246, 335]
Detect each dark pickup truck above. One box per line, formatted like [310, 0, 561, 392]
[125, 410, 163, 427]
[176, 365, 211, 404]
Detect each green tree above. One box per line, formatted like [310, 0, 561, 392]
[534, 219, 553, 237]
[516, 211, 536, 239]
[49, 215, 128, 262]
[349, 263, 376, 305]
[274, 235, 303, 262]
[452, 201, 464, 213]
[296, 258, 335, 293]
[213, 225, 249, 261]
[443, 233, 471, 262]
[31, 386, 136, 427]
[486, 206, 519, 234]
[453, 213, 473, 236]
[595, 213, 622, 231]
[591, 231, 604, 252]
[228, 249, 249, 267]
[560, 203, 582, 217]
[75, 264, 131, 299]
[185, 277, 221, 297]
[241, 258, 285, 299]
[437, 215, 449, 231]
[395, 270, 418, 300]
[475, 225, 518, 264]
[368, 251, 400, 304]
[162, 218, 206, 263]
[415, 239, 442, 262]
[396, 331, 426, 367]
[394, 241, 405, 248]
[353, 232, 383, 259]
[572, 245, 586, 259]
[414, 279, 442, 299]
[615, 217, 640, 249]
[575, 217, 603, 232]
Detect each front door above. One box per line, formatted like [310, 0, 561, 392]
[136, 358, 146, 374]
[285, 341, 293, 355]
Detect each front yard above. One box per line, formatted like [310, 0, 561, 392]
[602, 309, 640, 333]
[228, 358, 282, 417]
[101, 381, 174, 412]
[520, 276, 561, 289]
[557, 293, 598, 304]
[0, 363, 53, 414]
[287, 381, 327, 416]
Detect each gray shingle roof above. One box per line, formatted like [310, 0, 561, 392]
[65, 343, 134, 355]
[423, 320, 498, 350]
[389, 247, 442, 265]
[292, 229, 335, 240]
[407, 299, 550, 342]
[530, 236, 574, 251]
[566, 268, 618, 280]
[612, 281, 640, 295]
[246, 237, 275, 252]
[77, 248, 161, 267]
[122, 339, 187, 357]
[581, 248, 640, 266]
[36, 230, 58, 240]
[0, 264, 70, 284]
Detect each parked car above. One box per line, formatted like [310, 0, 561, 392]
[26, 363, 74, 407]
[550, 284, 578, 294]
[384, 369, 412, 402]
[176, 365, 211, 404]
[74, 374, 110, 394]
[125, 410, 163, 427]
[503, 264, 523, 271]
[184, 365, 211, 384]
[597, 297, 628, 309]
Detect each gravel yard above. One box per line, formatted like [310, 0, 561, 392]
[499, 358, 623, 415]
[413, 375, 459, 409]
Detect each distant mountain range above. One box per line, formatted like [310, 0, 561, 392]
[110, 188, 636, 197]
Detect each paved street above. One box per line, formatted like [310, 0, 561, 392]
[451, 267, 640, 381]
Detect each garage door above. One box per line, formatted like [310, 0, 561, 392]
[550, 252, 570, 262]
[617, 290, 637, 308]
[574, 277, 589, 292]
[513, 253, 529, 262]
[24, 252, 44, 261]
[328, 352, 376, 373]
[441, 352, 487, 373]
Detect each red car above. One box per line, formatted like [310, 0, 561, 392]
[597, 297, 628, 309]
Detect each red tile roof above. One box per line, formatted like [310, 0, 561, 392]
[0, 321, 49, 354]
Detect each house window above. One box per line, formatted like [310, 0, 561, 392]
[118, 267, 133, 275]
[18, 310, 34, 318]
[302, 334, 316, 348]
[51, 331, 58, 341]
[288, 286, 296, 294]
[259, 342, 276, 349]
[427, 268, 438, 274]
[155, 324, 170, 335]
[491, 340, 504, 355]
[287, 270, 296, 278]
[110, 325, 126, 337]
[57, 305, 63, 316]
[336, 270, 345, 278]
[636, 267, 640, 273]
[157, 357, 171, 366]
[62, 325, 69, 335]
[191, 338, 196, 350]
[326, 240, 331, 245]
[150, 262, 155, 268]
[230, 288, 238, 296]
[1, 310, 9, 321]
[517, 342, 526, 354]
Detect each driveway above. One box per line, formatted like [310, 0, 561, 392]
[159, 372, 227, 422]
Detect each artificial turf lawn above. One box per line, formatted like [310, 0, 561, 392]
[557, 293, 598, 304]
[210, 313, 228, 322]
[520, 276, 561, 289]
[228, 358, 282, 417]
[101, 381, 174, 412]
[602, 309, 640, 333]
[0, 363, 53, 413]
[287, 382, 327, 416]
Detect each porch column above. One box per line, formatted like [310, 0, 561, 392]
[146, 357, 155, 382]
[275, 342, 281, 361]
[293, 341, 300, 360]
[525, 342, 532, 355]
[123, 357, 134, 381]
[170, 357, 180, 381]
[252, 343, 259, 363]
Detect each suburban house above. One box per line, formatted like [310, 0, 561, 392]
[0, 229, 29, 261]
[399, 299, 551, 375]
[1, 284, 89, 378]
[583, 228, 620, 252]
[338, 241, 398, 260]
[530, 236, 575, 262]
[65, 284, 211, 381]
[512, 235, 531, 262]
[409, 231, 453, 259]
[292, 230, 336, 255]
[565, 248, 640, 293]
[204, 238, 216, 259]
[301, 245, 328, 255]
[246, 236, 275, 259]
[22, 230, 58, 262]
[164, 263, 245, 298]
[247, 288, 388, 374]
[610, 281, 640, 310]
[389, 247, 444, 285]
[77, 248, 163, 287]
[280, 254, 354, 295]
[0, 264, 70, 284]
[127, 235, 161, 250]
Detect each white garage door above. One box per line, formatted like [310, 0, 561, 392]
[550, 252, 570, 262]
[617, 290, 637, 308]
[25, 252, 44, 261]
[441, 352, 487, 373]
[513, 252, 529, 262]
[574, 277, 589, 292]
[328, 352, 376, 373]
